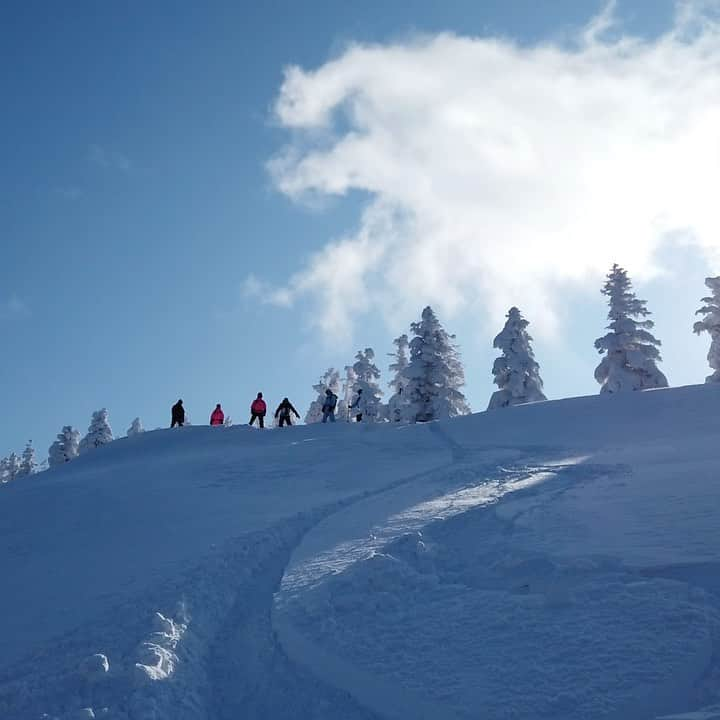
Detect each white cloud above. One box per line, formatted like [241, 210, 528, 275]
[264, 2, 720, 341]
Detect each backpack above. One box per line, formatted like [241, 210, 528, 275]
[327, 393, 338, 410]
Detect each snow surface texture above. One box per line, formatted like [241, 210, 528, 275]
[2, 385, 720, 719]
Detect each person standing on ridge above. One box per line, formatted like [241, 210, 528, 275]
[321, 388, 338, 423]
[275, 397, 300, 427]
[171, 399, 185, 428]
[350, 388, 364, 422]
[210, 404, 224, 426]
[249, 392, 267, 428]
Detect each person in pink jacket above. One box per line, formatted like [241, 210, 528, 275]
[249, 392, 267, 428]
[210, 404, 225, 426]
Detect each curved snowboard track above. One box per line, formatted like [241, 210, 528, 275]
[203, 457, 471, 720]
[271, 428, 720, 720]
[271, 429, 551, 720]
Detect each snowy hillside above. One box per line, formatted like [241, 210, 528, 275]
[2, 386, 720, 720]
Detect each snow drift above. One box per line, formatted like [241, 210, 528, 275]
[2, 385, 720, 719]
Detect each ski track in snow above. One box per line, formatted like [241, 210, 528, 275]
[4, 386, 720, 719]
[273, 423, 720, 720]
[0, 424, 454, 720]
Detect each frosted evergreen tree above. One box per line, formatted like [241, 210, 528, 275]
[693, 276, 720, 383]
[3, 452, 21, 482]
[79, 408, 114, 454]
[337, 365, 357, 422]
[305, 368, 341, 424]
[0, 457, 8, 483]
[127, 417, 144, 437]
[223, 415, 233, 427]
[403, 306, 470, 422]
[385, 334, 411, 422]
[388, 335, 410, 393]
[351, 348, 383, 421]
[594, 264, 668, 393]
[48, 425, 80, 467]
[18, 441, 37, 478]
[488, 307, 547, 410]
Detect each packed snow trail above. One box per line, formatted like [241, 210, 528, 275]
[0, 422, 450, 719]
[274, 386, 720, 720]
[273, 446, 602, 720]
[3, 385, 720, 719]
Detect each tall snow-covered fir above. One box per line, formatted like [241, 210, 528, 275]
[693, 276, 720, 383]
[79, 409, 114, 454]
[387, 334, 411, 422]
[488, 307, 547, 410]
[2, 452, 21, 482]
[403, 306, 470, 422]
[337, 365, 357, 422]
[305, 368, 341, 424]
[18, 441, 37, 478]
[388, 335, 410, 394]
[48, 426, 80, 467]
[351, 349, 383, 421]
[594, 264, 668, 393]
[127, 417, 144, 437]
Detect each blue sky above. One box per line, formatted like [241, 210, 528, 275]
[3, 0, 716, 457]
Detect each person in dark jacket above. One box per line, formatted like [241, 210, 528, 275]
[275, 397, 300, 427]
[171, 399, 185, 428]
[322, 389, 338, 423]
[249, 392, 267, 428]
[210, 404, 224, 426]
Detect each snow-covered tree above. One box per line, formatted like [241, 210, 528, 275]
[385, 334, 411, 422]
[336, 365, 357, 422]
[351, 348, 383, 421]
[388, 335, 410, 393]
[127, 417, 144, 437]
[79, 408, 114, 454]
[488, 307, 547, 410]
[403, 306, 470, 422]
[2, 452, 21, 482]
[693, 276, 720, 383]
[223, 415, 233, 427]
[305, 368, 341, 424]
[48, 425, 80, 467]
[17, 441, 37, 478]
[594, 264, 668, 393]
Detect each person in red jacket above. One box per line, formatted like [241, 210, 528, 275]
[249, 392, 267, 428]
[210, 404, 225, 426]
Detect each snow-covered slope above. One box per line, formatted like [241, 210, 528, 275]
[2, 385, 720, 720]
